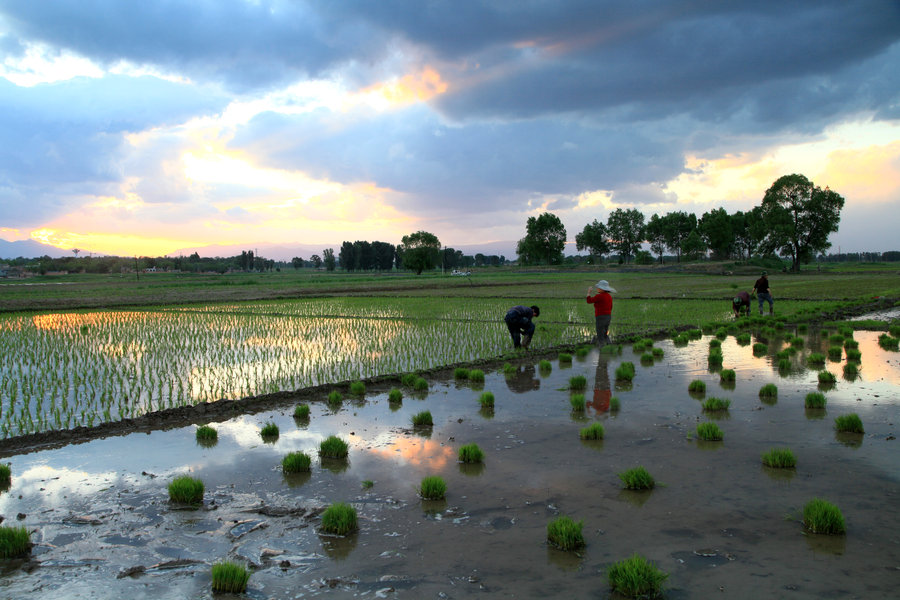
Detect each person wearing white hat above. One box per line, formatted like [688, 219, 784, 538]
[587, 280, 616, 346]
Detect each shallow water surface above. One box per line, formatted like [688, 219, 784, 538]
[1, 330, 898, 599]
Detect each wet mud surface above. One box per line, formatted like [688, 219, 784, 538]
[1, 329, 899, 598]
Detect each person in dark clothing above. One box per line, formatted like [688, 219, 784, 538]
[504, 305, 540, 349]
[753, 271, 774, 315]
[732, 290, 751, 317]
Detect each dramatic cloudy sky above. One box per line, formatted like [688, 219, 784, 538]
[1, 0, 899, 257]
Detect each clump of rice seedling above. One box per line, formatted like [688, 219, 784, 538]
[827, 346, 844, 360]
[818, 370, 837, 385]
[845, 348, 861, 361]
[211, 560, 250, 594]
[805, 392, 827, 409]
[752, 342, 768, 355]
[842, 362, 858, 377]
[777, 358, 792, 372]
[878, 333, 899, 350]
[834, 413, 864, 433]
[414, 377, 429, 391]
[702, 397, 731, 411]
[838, 325, 854, 338]
[686, 328, 702, 340]
[707, 350, 723, 367]
[803, 499, 845, 535]
[547, 515, 585, 551]
[719, 368, 736, 382]
[696, 422, 723, 441]
[715, 327, 728, 339]
[362, 480, 374, 489]
[758, 383, 778, 399]
[0, 463, 10, 486]
[168, 475, 204, 505]
[539, 359, 552, 373]
[609, 396, 621, 412]
[640, 352, 654, 364]
[607, 553, 668, 598]
[502, 362, 516, 374]
[762, 447, 796, 468]
[411, 410, 433, 428]
[454, 367, 470, 379]
[576, 346, 591, 358]
[400, 373, 418, 387]
[806, 352, 825, 366]
[775, 349, 791, 360]
[319, 435, 349, 459]
[419, 476, 447, 500]
[294, 404, 311, 421]
[688, 380, 706, 394]
[349, 381, 365, 396]
[736, 333, 751, 345]
[672, 333, 689, 346]
[570, 393, 586, 412]
[195, 425, 218, 446]
[468, 369, 485, 383]
[327, 390, 343, 406]
[388, 388, 403, 403]
[651, 347, 664, 358]
[843, 339, 859, 350]
[478, 391, 495, 409]
[708, 339, 722, 349]
[615, 362, 635, 381]
[0, 525, 30, 558]
[790, 336, 805, 349]
[889, 322, 900, 338]
[580, 422, 604, 440]
[569, 375, 587, 390]
[798, 323, 808, 333]
[260, 422, 279, 441]
[458, 443, 484, 463]
[321, 502, 358, 535]
[558, 353, 573, 364]
[618, 466, 654, 490]
[282, 451, 312, 473]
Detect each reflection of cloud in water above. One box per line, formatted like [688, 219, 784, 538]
[215, 416, 323, 450]
[0, 464, 121, 511]
[365, 436, 456, 471]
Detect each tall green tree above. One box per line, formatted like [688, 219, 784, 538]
[759, 174, 845, 271]
[606, 208, 645, 263]
[322, 248, 336, 271]
[698, 207, 734, 260]
[575, 219, 611, 263]
[400, 231, 441, 275]
[644, 214, 667, 263]
[310, 254, 322, 269]
[339, 241, 356, 271]
[291, 256, 304, 270]
[516, 212, 567, 265]
[662, 211, 697, 262]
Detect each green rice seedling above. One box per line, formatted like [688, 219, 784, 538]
[889, 322, 900, 338]
[607, 553, 668, 599]
[195, 425, 218, 445]
[806, 352, 826, 366]
[211, 560, 250, 594]
[610, 396, 620, 412]
[327, 390, 343, 406]
[618, 466, 654, 490]
[0, 525, 30, 558]
[319, 435, 349, 459]
[719, 368, 736, 382]
[569, 375, 587, 390]
[454, 367, 470, 379]
[758, 383, 778, 400]
[632, 339, 648, 352]
[777, 358, 792, 372]
[715, 327, 728, 339]
[707, 350, 723, 367]
[702, 397, 731, 412]
[684, 328, 701, 340]
[502, 362, 516, 374]
[790, 336, 805, 349]
[580, 422, 604, 440]
[651, 347, 664, 358]
[168, 475, 204, 505]
[282, 451, 312, 473]
[458, 443, 485, 463]
[419, 476, 447, 500]
[478, 391, 495, 409]
[797, 323, 808, 333]
[688, 379, 706, 394]
[834, 413, 864, 433]
[843, 339, 859, 350]
[558, 353, 572, 364]
[736, 333, 751, 345]
[828, 333, 845, 345]
[575, 346, 591, 358]
[349, 381, 366, 396]
[696, 422, 723, 441]
[843, 362, 858, 378]
[805, 392, 827, 409]
[803, 498, 845, 534]
[761, 448, 796, 468]
[388, 388, 403, 403]
[774, 321, 785, 330]
[615, 362, 635, 381]
[468, 369, 485, 383]
[411, 410, 433, 427]
[546, 515, 585, 551]
[827, 345, 844, 360]
[672, 333, 689, 346]
[538, 359, 552, 373]
[321, 502, 358, 535]
[838, 325, 854, 338]
[362, 480, 374, 489]
[818, 370, 837, 385]
[570, 393, 586, 412]
[294, 404, 311, 420]
[640, 352, 654, 364]
[878, 333, 899, 350]
[414, 377, 429, 391]
[845, 348, 861, 361]
[400, 373, 419, 387]
[0, 463, 10, 486]
[708, 339, 722, 349]
[752, 342, 768, 355]
[775, 349, 791, 360]
[260, 422, 279, 441]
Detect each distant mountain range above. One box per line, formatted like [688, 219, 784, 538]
[0, 239, 72, 260]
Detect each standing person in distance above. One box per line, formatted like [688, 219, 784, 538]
[504, 305, 540, 349]
[587, 280, 616, 346]
[753, 271, 774, 315]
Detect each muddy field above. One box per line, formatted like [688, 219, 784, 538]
[1, 329, 898, 599]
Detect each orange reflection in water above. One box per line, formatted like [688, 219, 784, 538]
[367, 436, 456, 471]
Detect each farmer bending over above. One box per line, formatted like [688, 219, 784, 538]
[587, 280, 616, 346]
[753, 271, 774, 315]
[505, 305, 540, 349]
[732, 291, 751, 318]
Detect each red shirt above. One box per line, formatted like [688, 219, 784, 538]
[587, 292, 613, 316]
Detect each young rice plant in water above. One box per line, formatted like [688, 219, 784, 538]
[696, 422, 723, 441]
[719, 368, 736, 382]
[580, 423, 604, 440]
[468, 369, 485, 383]
[818, 370, 837, 385]
[211, 561, 250, 594]
[758, 383, 778, 400]
[411, 410, 433, 427]
[0, 463, 11, 485]
[294, 404, 310, 420]
[260, 422, 279, 441]
[615, 362, 635, 381]
[805, 392, 827, 409]
[688, 379, 706, 394]
[458, 443, 484, 463]
[454, 367, 469, 379]
[0, 526, 30, 558]
[607, 553, 668, 599]
[803, 499, 846, 534]
[618, 466, 655, 490]
[282, 451, 312, 473]
[702, 397, 730, 412]
[168, 475, 204, 505]
[609, 396, 621, 412]
[388, 388, 403, 403]
[569, 375, 587, 390]
[320, 435, 349, 459]
[419, 475, 447, 500]
[834, 413, 864, 433]
[570, 393, 586, 412]
[478, 391, 495, 409]
[558, 353, 572, 364]
[546, 515, 585, 551]
[321, 502, 358, 535]
[762, 448, 796, 468]
[349, 381, 365, 396]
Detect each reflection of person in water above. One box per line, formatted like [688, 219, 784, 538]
[587, 354, 611, 414]
[505, 363, 541, 393]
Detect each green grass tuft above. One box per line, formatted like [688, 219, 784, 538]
[349, 381, 366, 396]
[538, 359, 552, 372]
[168, 475, 204, 505]
[260, 422, 279, 441]
[805, 392, 827, 409]
[696, 422, 723, 441]
[388, 388, 403, 403]
[468, 369, 485, 383]
[827, 345, 844, 360]
[719, 368, 736, 382]
[803, 498, 845, 535]
[400, 373, 418, 387]
[458, 443, 485, 463]
[282, 451, 312, 473]
[615, 361, 635, 381]
[806, 352, 826, 366]
[609, 396, 620, 411]
[211, 560, 250, 594]
[842, 362, 858, 377]
[618, 466, 655, 490]
[688, 379, 706, 394]
[817, 370, 837, 384]
[0, 463, 10, 485]
[834, 413, 864, 433]
[0, 525, 30, 558]
[569, 393, 586, 412]
[845, 348, 861, 361]
[752, 342, 768, 355]
[758, 383, 778, 399]
[761, 447, 796, 468]
[327, 390, 343, 406]
[321, 502, 358, 535]
[607, 553, 668, 598]
[651, 347, 664, 358]
[412, 410, 434, 427]
[419, 475, 447, 500]
[558, 353, 572, 363]
[414, 377, 429, 391]
[878, 333, 899, 350]
[294, 404, 311, 420]
[319, 435, 349, 459]
[579, 422, 604, 440]
[195, 425, 217, 443]
[702, 397, 731, 411]
[547, 515, 585, 551]
[454, 367, 470, 379]
[478, 391, 495, 408]
[568, 375, 587, 390]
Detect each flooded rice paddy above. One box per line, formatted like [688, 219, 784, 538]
[1, 328, 898, 599]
